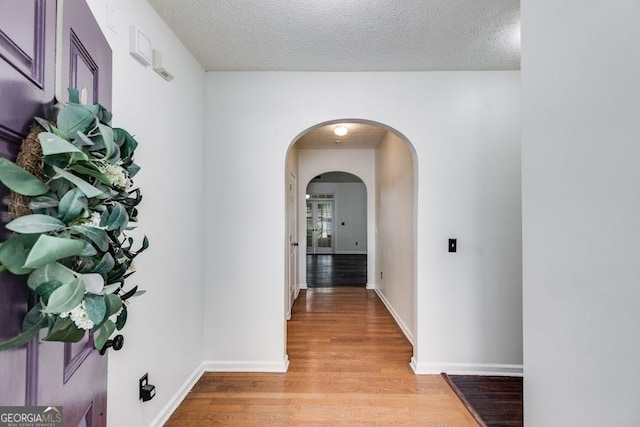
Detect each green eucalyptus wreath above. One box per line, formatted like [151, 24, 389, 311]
[0, 89, 147, 352]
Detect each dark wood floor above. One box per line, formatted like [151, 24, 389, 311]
[443, 374, 523, 427]
[306, 254, 367, 287]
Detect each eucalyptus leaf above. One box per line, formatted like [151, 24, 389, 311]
[97, 104, 112, 124]
[74, 131, 95, 147]
[84, 294, 107, 325]
[115, 305, 128, 330]
[93, 320, 115, 350]
[68, 87, 80, 104]
[50, 125, 69, 140]
[29, 195, 60, 210]
[97, 123, 118, 162]
[34, 117, 52, 132]
[41, 277, 84, 314]
[6, 214, 66, 234]
[102, 283, 121, 295]
[114, 128, 138, 160]
[92, 252, 115, 275]
[71, 225, 108, 252]
[0, 317, 47, 350]
[120, 285, 138, 301]
[44, 317, 85, 342]
[127, 162, 141, 178]
[79, 241, 98, 257]
[22, 303, 46, 331]
[52, 165, 105, 198]
[105, 294, 123, 316]
[57, 103, 96, 138]
[35, 280, 63, 304]
[58, 188, 87, 223]
[81, 273, 105, 294]
[28, 262, 76, 290]
[0, 234, 39, 274]
[23, 235, 86, 269]
[38, 132, 88, 160]
[107, 203, 128, 232]
[0, 158, 49, 196]
[69, 162, 110, 184]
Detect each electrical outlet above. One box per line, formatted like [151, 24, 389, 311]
[380, 272, 383, 280]
[139, 373, 156, 402]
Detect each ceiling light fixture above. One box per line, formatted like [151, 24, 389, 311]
[334, 126, 348, 136]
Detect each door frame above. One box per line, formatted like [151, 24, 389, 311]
[306, 197, 336, 254]
[286, 172, 298, 319]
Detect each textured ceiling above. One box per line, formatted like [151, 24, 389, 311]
[296, 122, 388, 150]
[146, 0, 520, 71]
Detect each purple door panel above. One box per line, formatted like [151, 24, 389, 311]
[59, 0, 112, 110]
[1, 1, 112, 425]
[0, 0, 56, 407]
[0, 0, 56, 136]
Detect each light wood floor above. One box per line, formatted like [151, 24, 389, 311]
[166, 288, 478, 426]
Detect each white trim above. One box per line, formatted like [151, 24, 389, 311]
[410, 356, 419, 374]
[299, 283, 308, 290]
[203, 356, 289, 373]
[334, 250, 368, 255]
[411, 362, 523, 376]
[366, 282, 376, 290]
[149, 362, 205, 427]
[374, 288, 414, 345]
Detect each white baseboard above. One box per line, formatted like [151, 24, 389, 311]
[374, 289, 414, 345]
[149, 362, 205, 427]
[334, 250, 367, 255]
[412, 361, 523, 376]
[299, 283, 308, 290]
[203, 356, 289, 373]
[365, 283, 375, 290]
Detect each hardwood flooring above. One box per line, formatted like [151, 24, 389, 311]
[166, 288, 479, 426]
[306, 254, 367, 287]
[442, 375, 523, 427]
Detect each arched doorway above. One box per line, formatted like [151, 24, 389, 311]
[285, 119, 419, 365]
[305, 171, 368, 287]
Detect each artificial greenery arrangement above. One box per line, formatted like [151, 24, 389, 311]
[0, 89, 147, 352]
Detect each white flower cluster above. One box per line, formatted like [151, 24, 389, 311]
[97, 161, 132, 190]
[86, 211, 102, 228]
[59, 301, 94, 330]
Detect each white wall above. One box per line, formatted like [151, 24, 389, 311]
[375, 132, 416, 343]
[204, 72, 522, 375]
[297, 149, 377, 287]
[522, 1, 640, 426]
[86, 1, 206, 426]
[306, 181, 368, 253]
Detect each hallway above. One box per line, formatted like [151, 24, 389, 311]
[167, 288, 478, 426]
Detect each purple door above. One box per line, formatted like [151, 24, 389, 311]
[1, 1, 112, 425]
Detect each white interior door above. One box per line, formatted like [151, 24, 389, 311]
[287, 174, 298, 317]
